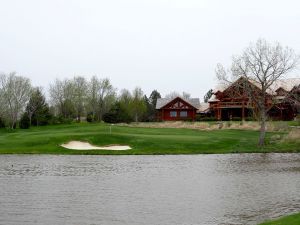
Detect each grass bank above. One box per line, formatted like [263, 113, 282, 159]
[259, 213, 300, 225]
[0, 123, 299, 154]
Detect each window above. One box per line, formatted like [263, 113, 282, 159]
[170, 111, 177, 117]
[180, 111, 188, 117]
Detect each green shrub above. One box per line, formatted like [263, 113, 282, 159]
[196, 115, 217, 121]
[48, 116, 73, 125]
[103, 112, 119, 124]
[245, 117, 256, 121]
[181, 118, 193, 122]
[0, 117, 5, 128]
[19, 113, 30, 129]
[86, 113, 95, 123]
[231, 117, 242, 121]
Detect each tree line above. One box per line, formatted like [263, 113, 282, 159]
[0, 73, 163, 129]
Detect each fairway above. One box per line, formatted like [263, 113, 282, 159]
[0, 123, 299, 155]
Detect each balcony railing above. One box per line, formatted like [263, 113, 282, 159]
[212, 102, 254, 109]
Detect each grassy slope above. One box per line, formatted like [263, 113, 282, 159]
[259, 213, 300, 225]
[0, 123, 299, 154]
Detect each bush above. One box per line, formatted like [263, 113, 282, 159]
[103, 112, 118, 124]
[196, 115, 217, 121]
[48, 116, 73, 125]
[0, 117, 5, 128]
[31, 112, 52, 126]
[103, 102, 133, 124]
[19, 113, 30, 129]
[181, 118, 193, 122]
[86, 112, 95, 123]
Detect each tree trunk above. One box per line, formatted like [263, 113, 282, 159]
[29, 114, 32, 126]
[258, 96, 266, 146]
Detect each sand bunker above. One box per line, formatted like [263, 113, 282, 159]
[61, 141, 131, 150]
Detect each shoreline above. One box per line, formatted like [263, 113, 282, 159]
[258, 212, 300, 225]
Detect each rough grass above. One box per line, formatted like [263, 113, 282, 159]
[283, 129, 300, 141]
[0, 122, 299, 155]
[121, 121, 298, 131]
[258, 213, 300, 225]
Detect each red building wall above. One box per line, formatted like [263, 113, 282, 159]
[160, 109, 196, 121]
[157, 97, 197, 121]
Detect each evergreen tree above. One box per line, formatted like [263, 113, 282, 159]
[149, 90, 161, 108]
[19, 112, 30, 129]
[103, 101, 132, 123]
[148, 90, 161, 121]
[141, 95, 151, 122]
[26, 88, 52, 126]
[204, 89, 213, 103]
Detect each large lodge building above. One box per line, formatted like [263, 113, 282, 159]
[156, 77, 300, 121]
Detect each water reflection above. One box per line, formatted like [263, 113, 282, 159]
[0, 154, 299, 225]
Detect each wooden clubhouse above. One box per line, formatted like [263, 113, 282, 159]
[208, 77, 300, 121]
[156, 97, 200, 121]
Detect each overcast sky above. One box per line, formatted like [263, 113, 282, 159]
[0, 0, 300, 100]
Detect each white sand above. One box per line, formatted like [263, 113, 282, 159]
[61, 141, 131, 150]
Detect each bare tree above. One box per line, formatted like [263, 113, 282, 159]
[0, 72, 32, 129]
[87, 76, 116, 121]
[72, 76, 87, 122]
[165, 91, 191, 100]
[97, 78, 116, 121]
[131, 87, 146, 122]
[49, 79, 64, 116]
[49, 78, 76, 118]
[216, 39, 299, 146]
[87, 76, 100, 120]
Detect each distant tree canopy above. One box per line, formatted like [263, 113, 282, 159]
[0, 72, 165, 127]
[103, 87, 149, 123]
[49, 76, 116, 122]
[165, 91, 191, 100]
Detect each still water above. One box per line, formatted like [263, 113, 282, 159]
[0, 154, 299, 225]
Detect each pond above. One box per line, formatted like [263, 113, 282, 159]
[0, 154, 299, 225]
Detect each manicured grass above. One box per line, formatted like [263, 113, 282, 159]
[0, 123, 299, 154]
[259, 213, 300, 225]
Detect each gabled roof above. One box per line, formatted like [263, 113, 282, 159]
[156, 97, 200, 109]
[269, 78, 300, 94]
[212, 77, 300, 96]
[198, 103, 210, 113]
[208, 94, 220, 103]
